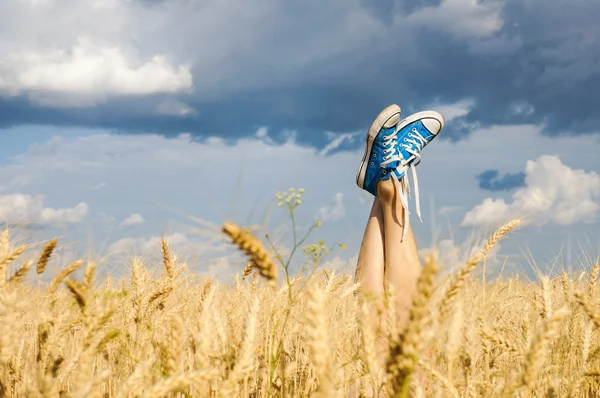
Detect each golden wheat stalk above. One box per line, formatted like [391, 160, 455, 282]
[47, 260, 84, 295]
[479, 318, 521, 354]
[573, 291, 600, 328]
[0, 245, 26, 285]
[439, 219, 521, 319]
[161, 238, 174, 279]
[200, 278, 214, 302]
[8, 260, 33, 284]
[386, 251, 439, 398]
[222, 222, 277, 284]
[83, 262, 97, 290]
[144, 370, 220, 398]
[514, 307, 570, 394]
[220, 296, 260, 396]
[306, 280, 334, 397]
[242, 261, 255, 280]
[65, 279, 88, 310]
[37, 238, 57, 275]
[589, 261, 599, 298]
[417, 360, 459, 398]
[540, 276, 552, 320]
[0, 229, 9, 258]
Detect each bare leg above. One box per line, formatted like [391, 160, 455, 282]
[355, 198, 385, 298]
[353, 178, 422, 398]
[353, 198, 386, 397]
[377, 178, 422, 327]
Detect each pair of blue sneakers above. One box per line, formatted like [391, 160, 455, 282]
[356, 104, 444, 241]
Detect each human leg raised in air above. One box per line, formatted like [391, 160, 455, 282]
[355, 104, 445, 333]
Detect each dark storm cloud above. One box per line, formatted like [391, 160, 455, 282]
[476, 169, 526, 192]
[1, 0, 600, 148]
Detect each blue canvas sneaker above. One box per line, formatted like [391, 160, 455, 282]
[356, 106, 444, 241]
[395, 110, 444, 169]
[355, 104, 405, 197]
[393, 110, 444, 224]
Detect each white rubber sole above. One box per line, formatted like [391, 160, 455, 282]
[394, 110, 445, 134]
[355, 104, 401, 189]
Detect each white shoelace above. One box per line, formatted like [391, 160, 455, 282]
[380, 126, 429, 242]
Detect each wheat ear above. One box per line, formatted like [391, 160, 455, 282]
[36, 238, 57, 276]
[439, 219, 521, 319]
[47, 260, 84, 295]
[223, 222, 277, 284]
[0, 245, 26, 286]
[161, 238, 174, 279]
[8, 260, 33, 284]
[573, 291, 600, 328]
[589, 261, 599, 299]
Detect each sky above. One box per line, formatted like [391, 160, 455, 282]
[1, 0, 599, 281]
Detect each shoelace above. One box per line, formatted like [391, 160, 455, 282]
[380, 126, 429, 241]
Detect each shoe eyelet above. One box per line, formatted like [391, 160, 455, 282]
[382, 170, 387, 175]
[370, 162, 375, 166]
[404, 138, 407, 142]
[372, 153, 376, 158]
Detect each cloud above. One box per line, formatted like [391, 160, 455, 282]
[0, 37, 192, 106]
[476, 169, 526, 191]
[318, 192, 346, 221]
[430, 98, 474, 122]
[156, 99, 196, 116]
[255, 127, 268, 138]
[0, 193, 88, 225]
[462, 155, 600, 226]
[319, 132, 359, 156]
[120, 213, 145, 227]
[403, 0, 504, 39]
[1, 0, 600, 143]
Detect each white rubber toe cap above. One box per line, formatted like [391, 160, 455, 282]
[422, 116, 443, 135]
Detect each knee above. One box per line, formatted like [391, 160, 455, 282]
[377, 178, 395, 202]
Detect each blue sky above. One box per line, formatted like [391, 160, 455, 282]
[1, 0, 599, 280]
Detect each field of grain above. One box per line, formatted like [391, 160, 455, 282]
[0, 190, 599, 397]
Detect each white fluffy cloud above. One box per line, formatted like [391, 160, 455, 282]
[0, 193, 88, 225]
[430, 98, 474, 121]
[0, 38, 192, 105]
[404, 0, 503, 39]
[319, 132, 359, 156]
[462, 155, 600, 226]
[318, 192, 346, 221]
[120, 213, 145, 227]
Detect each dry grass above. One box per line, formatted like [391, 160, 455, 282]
[0, 217, 599, 398]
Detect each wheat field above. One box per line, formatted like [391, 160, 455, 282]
[1, 191, 600, 397]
